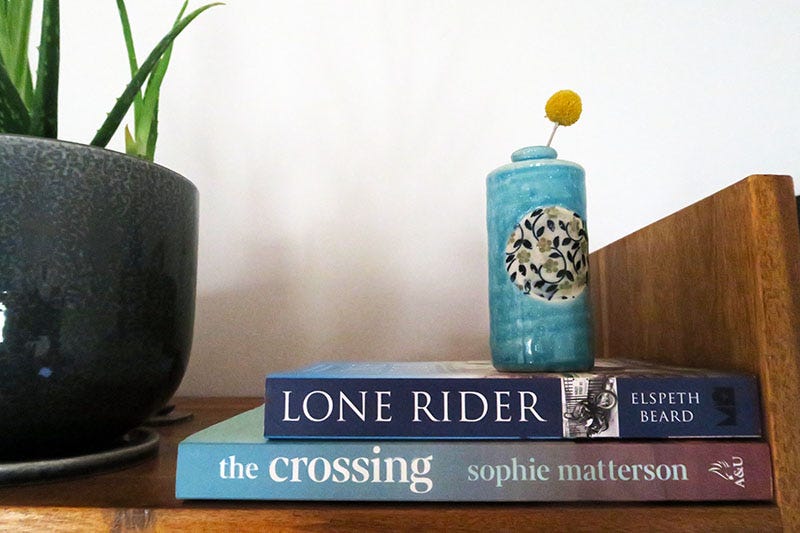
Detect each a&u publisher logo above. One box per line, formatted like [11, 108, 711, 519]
[708, 456, 745, 488]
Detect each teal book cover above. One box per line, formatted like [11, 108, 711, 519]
[176, 406, 772, 502]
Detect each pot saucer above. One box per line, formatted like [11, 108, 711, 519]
[0, 428, 159, 485]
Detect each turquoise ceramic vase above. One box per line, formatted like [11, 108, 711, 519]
[486, 146, 592, 372]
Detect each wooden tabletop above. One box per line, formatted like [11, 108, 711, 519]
[0, 397, 782, 532]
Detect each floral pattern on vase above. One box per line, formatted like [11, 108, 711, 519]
[505, 205, 588, 301]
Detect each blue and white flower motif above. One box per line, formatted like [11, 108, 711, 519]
[504, 205, 588, 301]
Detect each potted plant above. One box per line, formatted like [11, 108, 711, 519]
[0, 0, 218, 460]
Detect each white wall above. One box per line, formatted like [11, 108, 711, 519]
[56, 1, 800, 396]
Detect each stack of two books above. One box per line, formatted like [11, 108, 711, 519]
[176, 359, 772, 502]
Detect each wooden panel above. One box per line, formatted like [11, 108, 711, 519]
[590, 174, 800, 530]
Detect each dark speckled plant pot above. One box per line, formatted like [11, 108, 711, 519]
[0, 135, 198, 460]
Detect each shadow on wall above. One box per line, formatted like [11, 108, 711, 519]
[178, 237, 489, 397]
[174, 139, 490, 397]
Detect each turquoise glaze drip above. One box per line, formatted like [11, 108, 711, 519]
[486, 146, 593, 372]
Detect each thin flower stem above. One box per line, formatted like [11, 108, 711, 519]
[546, 123, 559, 147]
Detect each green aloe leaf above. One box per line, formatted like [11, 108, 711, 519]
[0, 0, 34, 108]
[29, 0, 59, 138]
[115, 0, 143, 124]
[144, 98, 159, 160]
[91, 1, 221, 148]
[122, 0, 187, 160]
[116, 0, 174, 158]
[124, 123, 136, 153]
[135, 1, 188, 160]
[0, 56, 31, 133]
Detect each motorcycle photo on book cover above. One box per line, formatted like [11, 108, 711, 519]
[563, 376, 619, 437]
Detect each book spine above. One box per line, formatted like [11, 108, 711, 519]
[264, 375, 761, 439]
[176, 440, 772, 501]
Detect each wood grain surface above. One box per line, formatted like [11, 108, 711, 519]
[591, 174, 800, 531]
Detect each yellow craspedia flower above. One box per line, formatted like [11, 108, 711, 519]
[545, 90, 582, 126]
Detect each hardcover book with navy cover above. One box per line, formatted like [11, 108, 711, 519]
[264, 359, 761, 439]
